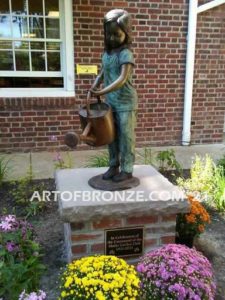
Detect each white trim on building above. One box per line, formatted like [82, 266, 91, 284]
[182, 0, 225, 145]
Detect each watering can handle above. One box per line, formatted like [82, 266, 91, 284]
[86, 92, 101, 117]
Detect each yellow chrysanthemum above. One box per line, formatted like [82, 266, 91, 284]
[64, 276, 73, 288]
[95, 290, 106, 300]
[59, 255, 140, 299]
[61, 291, 67, 298]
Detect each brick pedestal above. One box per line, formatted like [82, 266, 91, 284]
[55, 165, 189, 263]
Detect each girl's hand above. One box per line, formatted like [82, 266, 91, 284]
[90, 89, 101, 96]
[87, 90, 92, 100]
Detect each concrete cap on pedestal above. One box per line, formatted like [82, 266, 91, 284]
[55, 165, 190, 222]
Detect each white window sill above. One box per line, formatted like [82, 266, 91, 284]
[0, 89, 75, 98]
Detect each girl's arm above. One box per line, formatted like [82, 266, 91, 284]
[91, 68, 104, 91]
[90, 64, 132, 96]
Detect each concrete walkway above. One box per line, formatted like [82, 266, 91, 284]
[1, 144, 224, 180]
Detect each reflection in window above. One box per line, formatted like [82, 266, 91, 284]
[14, 41, 29, 50]
[15, 51, 30, 70]
[46, 18, 60, 39]
[47, 42, 60, 50]
[0, 2, 10, 14]
[12, 16, 28, 38]
[0, 51, 13, 70]
[0, 41, 12, 49]
[0, 77, 64, 88]
[31, 41, 45, 50]
[29, 17, 44, 38]
[47, 52, 60, 71]
[45, 0, 59, 16]
[31, 52, 46, 71]
[0, 16, 12, 38]
[11, 0, 27, 14]
[29, 0, 43, 15]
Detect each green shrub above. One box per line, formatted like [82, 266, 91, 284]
[156, 149, 182, 175]
[10, 175, 46, 217]
[177, 154, 215, 196]
[86, 151, 109, 167]
[213, 166, 225, 212]
[177, 154, 225, 212]
[10, 153, 46, 217]
[134, 148, 182, 178]
[217, 154, 225, 176]
[0, 155, 11, 186]
[136, 147, 155, 165]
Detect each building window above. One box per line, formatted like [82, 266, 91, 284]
[0, 0, 74, 97]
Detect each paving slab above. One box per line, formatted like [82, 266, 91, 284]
[1, 144, 224, 180]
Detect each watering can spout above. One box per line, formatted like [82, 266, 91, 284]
[64, 122, 96, 148]
[64, 132, 80, 148]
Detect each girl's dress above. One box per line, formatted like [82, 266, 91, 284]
[102, 48, 138, 173]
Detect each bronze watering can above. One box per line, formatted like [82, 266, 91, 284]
[65, 95, 115, 148]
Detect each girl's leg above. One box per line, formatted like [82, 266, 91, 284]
[102, 112, 120, 180]
[108, 112, 120, 167]
[118, 110, 136, 173]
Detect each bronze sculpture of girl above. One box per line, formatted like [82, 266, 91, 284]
[89, 9, 138, 183]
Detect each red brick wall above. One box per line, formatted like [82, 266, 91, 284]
[192, 3, 225, 143]
[0, 0, 224, 152]
[0, 99, 78, 151]
[66, 213, 176, 263]
[74, 0, 188, 147]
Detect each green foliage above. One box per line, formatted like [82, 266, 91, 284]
[136, 147, 155, 165]
[217, 154, 225, 176]
[178, 154, 225, 212]
[86, 148, 182, 176]
[0, 215, 45, 300]
[10, 153, 46, 217]
[136, 148, 182, 178]
[53, 152, 73, 170]
[86, 152, 109, 168]
[156, 149, 182, 175]
[213, 166, 225, 212]
[11, 178, 46, 217]
[177, 154, 215, 195]
[0, 155, 11, 186]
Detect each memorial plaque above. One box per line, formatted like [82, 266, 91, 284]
[105, 227, 143, 258]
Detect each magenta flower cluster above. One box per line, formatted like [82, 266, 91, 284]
[137, 244, 216, 300]
[0, 214, 35, 255]
[0, 215, 44, 299]
[19, 290, 46, 300]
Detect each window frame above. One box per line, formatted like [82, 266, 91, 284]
[0, 0, 75, 97]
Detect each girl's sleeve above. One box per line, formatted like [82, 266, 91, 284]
[119, 49, 135, 67]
